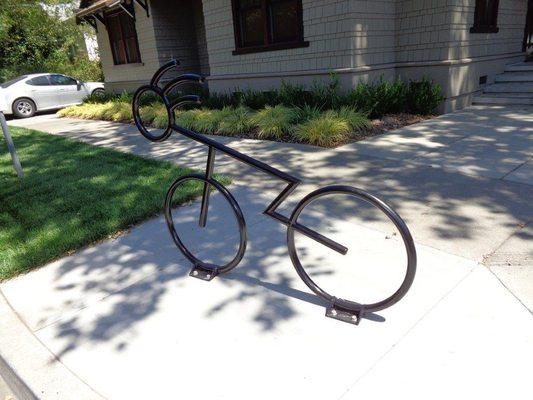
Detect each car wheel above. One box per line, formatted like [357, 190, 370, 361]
[91, 88, 106, 97]
[12, 98, 36, 118]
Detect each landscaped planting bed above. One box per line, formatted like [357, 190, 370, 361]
[0, 127, 208, 280]
[58, 76, 444, 147]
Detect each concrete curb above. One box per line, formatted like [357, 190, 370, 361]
[0, 290, 104, 400]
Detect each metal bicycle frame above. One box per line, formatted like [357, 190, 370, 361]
[132, 60, 417, 325]
[172, 123, 348, 256]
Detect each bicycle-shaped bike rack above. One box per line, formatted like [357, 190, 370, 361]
[133, 60, 417, 325]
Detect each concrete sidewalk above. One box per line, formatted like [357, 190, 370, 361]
[2, 105, 532, 399]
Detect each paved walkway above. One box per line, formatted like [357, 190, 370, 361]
[2, 106, 532, 399]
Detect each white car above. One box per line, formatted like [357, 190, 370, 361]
[0, 73, 105, 118]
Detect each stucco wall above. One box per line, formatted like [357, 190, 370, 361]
[203, 0, 398, 91]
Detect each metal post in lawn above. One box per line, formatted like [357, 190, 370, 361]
[0, 111, 24, 180]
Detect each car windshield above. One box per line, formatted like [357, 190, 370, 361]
[1, 75, 27, 88]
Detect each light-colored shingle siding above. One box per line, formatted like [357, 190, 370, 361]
[395, 0, 527, 111]
[395, 0, 453, 63]
[203, 0, 398, 91]
[193, 0, 211, 76]
[448, 0, 525, 59]
[151, 0, 200, 73]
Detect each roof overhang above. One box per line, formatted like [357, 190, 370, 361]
[76, 0, 148, 25]
[76, 0, 118, 20]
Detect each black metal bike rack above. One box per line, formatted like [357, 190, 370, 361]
[132, 60, 417, 325]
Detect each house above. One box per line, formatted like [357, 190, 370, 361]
[77, 0, 532, 112]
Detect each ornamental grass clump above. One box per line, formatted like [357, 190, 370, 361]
[217, 106, 254, 135]
[59, 101, 132, 122]
[335, 107, 372, 132]
[139, 102, 169, 129]
[175, 108, 228, 133]
[251, 105, 297, 139]
[294, 112, 351, 147]
[100, 101, 132, 122]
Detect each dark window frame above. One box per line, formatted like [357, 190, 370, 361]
[231, 0, 308, 55]
[105, 8, 142, 65]
[470, 0, 500, 33]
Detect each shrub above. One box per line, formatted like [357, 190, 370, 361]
[294, 113, 351, 147]
[201, 91, 236, 109]
[295, 105, 323, 123]
[277, 81, 310, 108]
[83, 91, 120, 104]
[251, 105, 297, 139]
[344, 78, 408, 118]
[217, 106, 254, 135]
[406, 78, 445, 114]
[235, 89, 280, 110]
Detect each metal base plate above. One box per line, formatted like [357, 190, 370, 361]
[189, 264, 218, 281]
[326, 306, 363, 325]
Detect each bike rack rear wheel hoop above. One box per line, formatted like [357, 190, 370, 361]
[286, 185, 417, 324]
[164, 174, 247, 281]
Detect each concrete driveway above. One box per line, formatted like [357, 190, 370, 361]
[2, 105, 532, 399]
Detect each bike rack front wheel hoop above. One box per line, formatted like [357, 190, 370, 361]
[287, 185, 417, 323]
[164, 174, 247, 280]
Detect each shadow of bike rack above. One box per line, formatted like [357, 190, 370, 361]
[132, 60, 417, 325]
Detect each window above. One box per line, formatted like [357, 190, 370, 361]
[27, 76, 51, 86]
[231, 0, 308, 54]
[470, 0, 500, 33]
[50, 75, 77, 86]
[106, 9, 141, 65]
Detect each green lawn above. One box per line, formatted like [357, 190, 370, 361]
[0, 127, 203, 280]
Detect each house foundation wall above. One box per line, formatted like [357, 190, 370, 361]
[397, 53, 525, 112]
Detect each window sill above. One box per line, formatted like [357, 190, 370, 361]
[112, 62, 145, 68]
[232, 41, 309, 55]
[470, 26, 499, 34]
